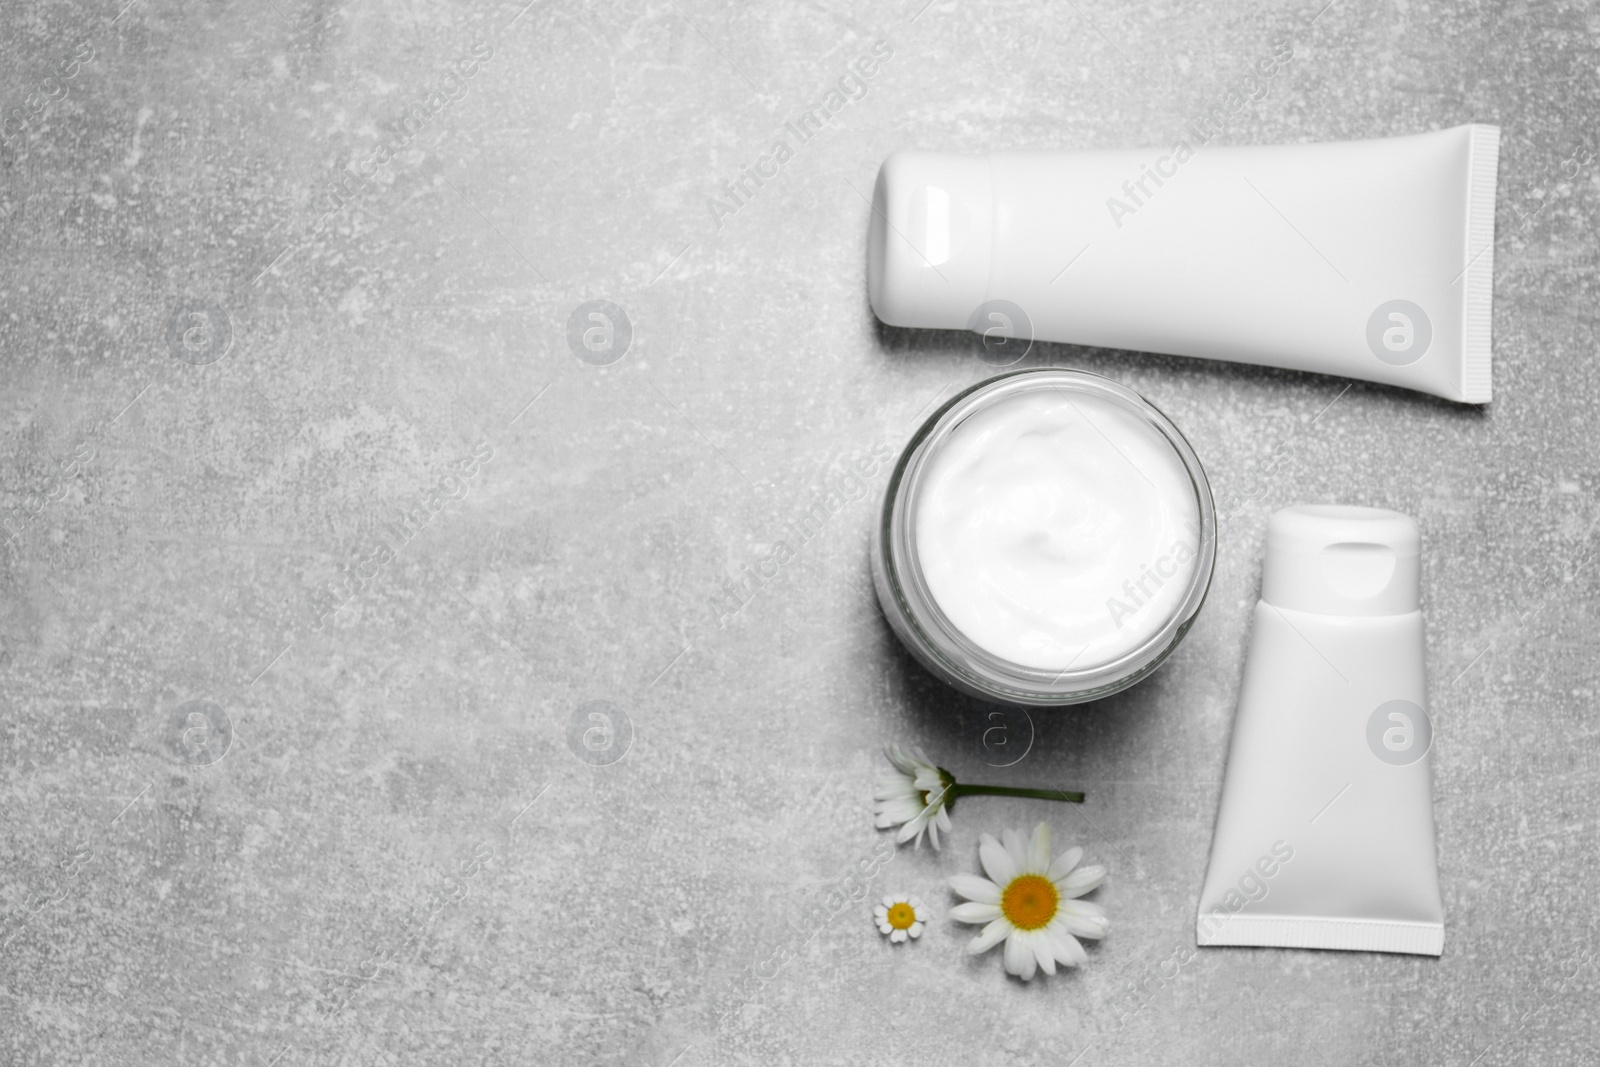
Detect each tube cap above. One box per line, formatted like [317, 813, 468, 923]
[1261, 505, 1421, 616]
[867, 152, 994, 330]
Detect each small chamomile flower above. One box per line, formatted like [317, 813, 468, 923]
[873, 744, 954, 849]
[872, 744, 1086, 851]
[874, 893, 928, 943]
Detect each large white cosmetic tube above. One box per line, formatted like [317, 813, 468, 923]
[1195, 505, 1444, 955]
[868, 125, 1499, 403]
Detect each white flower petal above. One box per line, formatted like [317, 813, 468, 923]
[907, 896, 925, 911]
[1057, 903, 1109, 940]
[1046, 926, 1088, 967]
[1047, 846, 1084, 883]
[876, 747, 953, 849]
[1005, 931, 1036, 980]
[895, 813, 929, 845]
[1027, 822, 1051, 875]
[947, 874, 1000, 904]
[949, 901, 1001, 924]
[1060, 898, 1107, 921]
[1002, 930, 1026, 974]
[966, 918, 1011, 956]
[874, 799, 921, 827]
[1057, 864, 1106, 898]
[978, 834, 1018, 885]
[873, 905, 888, 919]
[1031, 931, 1057, 976]
[1001, 829, 1028, 870]
[890, 928, 907, 943]
[885, 744, 920, 775]
[877, 920, 893, 934]
[907, 921, 923, 938]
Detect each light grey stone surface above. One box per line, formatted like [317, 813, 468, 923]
[2, 1, 1597, 1064]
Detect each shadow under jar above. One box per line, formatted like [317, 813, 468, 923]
[871, 369, 1216, 706]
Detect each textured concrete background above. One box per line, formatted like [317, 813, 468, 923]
[2, 0, 1597, 1064]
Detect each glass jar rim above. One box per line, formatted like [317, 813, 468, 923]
[877, 368, 1217, 705]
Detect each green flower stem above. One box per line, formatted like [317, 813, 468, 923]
[946, 782, 1085, 811]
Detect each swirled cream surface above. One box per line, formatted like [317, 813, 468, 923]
[914, 389, 1200, 671]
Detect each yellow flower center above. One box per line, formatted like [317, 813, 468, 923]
[885, 902, 917, 930]
[1001, 874, 1058, 930]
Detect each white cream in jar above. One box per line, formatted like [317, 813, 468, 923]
[913, 386, 1201, 672]
[873, 369, 1214, 704]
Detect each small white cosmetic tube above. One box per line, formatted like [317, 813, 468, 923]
[868, 125, 1499, 403]
[1195, 505, 1444, 955]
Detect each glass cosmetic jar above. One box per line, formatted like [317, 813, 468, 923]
[871, 369, 1216, 706]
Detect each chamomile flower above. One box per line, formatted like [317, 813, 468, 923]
[872, 744, 1087, 851]
[947, 822, 1108, 981]
[874, 893, 928, 943]
[872, 744, 954, 849]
